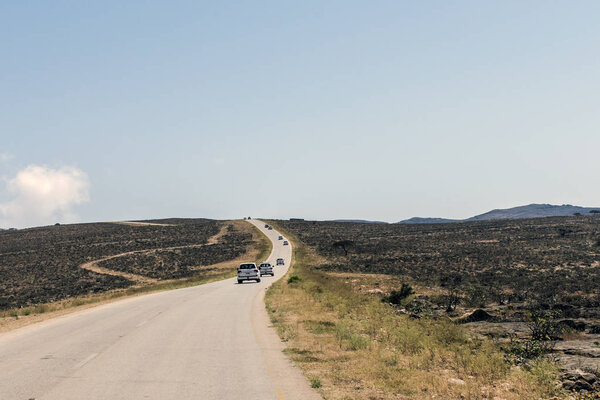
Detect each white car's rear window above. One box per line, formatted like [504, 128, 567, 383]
[239, 264, 255, 269]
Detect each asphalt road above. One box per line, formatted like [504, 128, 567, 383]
[0, 220, 321, 400]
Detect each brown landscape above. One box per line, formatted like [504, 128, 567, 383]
[0, 218, 268, 328]
[268, 216, 600, 398]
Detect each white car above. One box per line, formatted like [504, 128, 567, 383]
[283, 240, 289, 246]
[237, 263, 260, 283]
[276, 258, 284, 266]
[259, 262, 274, 276]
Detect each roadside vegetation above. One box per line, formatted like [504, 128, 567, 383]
[265, 222, 569, 399]
[275, 216, 600, 396]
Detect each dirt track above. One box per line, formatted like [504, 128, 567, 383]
[79, 223, 232, 283]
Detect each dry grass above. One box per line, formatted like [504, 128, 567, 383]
[265, 223, 567, 400]
[0, 219, 271, 332]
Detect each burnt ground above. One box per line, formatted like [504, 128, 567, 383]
[0, 219, 252, 309]
[275, 216, 600, 394]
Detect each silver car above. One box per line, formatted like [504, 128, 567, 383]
[237, 263, 260, 283]
[276, 258, 284, 266]
[259, 262, 274, 276]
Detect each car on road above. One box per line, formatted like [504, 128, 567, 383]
[265, 224, 269, 228]
[278, 235, 283, 240]
[259, 262, 274, 276]
[276, 258, 284, 266]
[268, 226, 273, 230]
[283, 240, 289, 246]
[237, 262, 261, 283]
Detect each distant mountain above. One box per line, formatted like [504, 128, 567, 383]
[466, 204, 600, 221]
[330, 219, 389, 224]
[396, 217, 458, 224]
[397, 204, 600, 224]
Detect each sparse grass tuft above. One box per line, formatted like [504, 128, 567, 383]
[310, 376, 322, 388]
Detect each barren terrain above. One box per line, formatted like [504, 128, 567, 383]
[0, 219, 255, 310]
[275, 216, 600, 395]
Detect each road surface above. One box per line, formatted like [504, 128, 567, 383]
[0, 220, 321, 400]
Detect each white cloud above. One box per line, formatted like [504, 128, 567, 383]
[0, 165, 90, 228]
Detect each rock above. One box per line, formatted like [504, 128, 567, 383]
[448, 378, 466, 386]
[461, 309, 496, 323]
[579, 372, 597, 385]
[559, 319, 587, 331]
[562, 380, 576, 391]
[561, 370, 598, 392]
[563, 378, 593, 392]
[573, 379, 594, 392]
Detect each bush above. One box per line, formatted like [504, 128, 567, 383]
[310, 376, 322, 388]
[509, 338, 549, 360]
[382, 283, 414, 305]
[287, 275, 301, 284]
[529, 310, 563, 341]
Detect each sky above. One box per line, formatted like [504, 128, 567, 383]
[1, 1, 599, 227]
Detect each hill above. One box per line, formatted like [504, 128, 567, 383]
[466, 203, 600, 221]
[396, 217, 457, 224]
[397, 203, 600, 224]
[330, 219, 388, 224]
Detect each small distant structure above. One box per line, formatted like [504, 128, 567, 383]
[290, 218, 305, 222]
[54, 223, 61, 226]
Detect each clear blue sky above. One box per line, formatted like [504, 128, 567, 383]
[1, 1, 599, 227]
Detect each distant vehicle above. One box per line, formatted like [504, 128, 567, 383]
[283, 240, 289, 246]
[237, 262, 260, 283]
[248, 216, 251, 220]
[268, 226, 273, 230]
[259, 262, 274, 277]
[265, 224, 269, 228]
[276, 258, 284, 266]
[278, 235, 283, 240]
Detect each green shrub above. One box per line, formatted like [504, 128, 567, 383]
[382, 283, 414, 305]
[310, 376, 322, 388]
